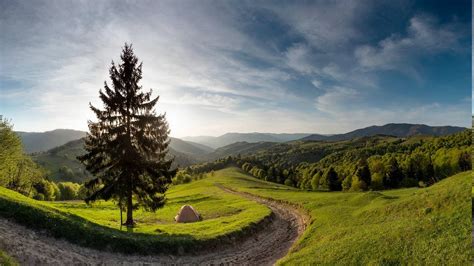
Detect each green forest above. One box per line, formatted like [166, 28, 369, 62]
[0, 117, 86, 201]
[186, 130, 471, 191]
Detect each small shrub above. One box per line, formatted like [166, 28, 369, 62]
[284, 178, 294, 187]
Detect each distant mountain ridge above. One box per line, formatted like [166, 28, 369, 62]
[33, 138, 203, 183]
[301, 123, 466, 141]
[169, 137, 214, 156]
[16, 129, 87, 153]
[17, 123, 465, 154]
[183, 133, 311, 149]
[16, 129, 214, 155]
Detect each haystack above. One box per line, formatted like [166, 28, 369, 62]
[175, 205, 201, 223]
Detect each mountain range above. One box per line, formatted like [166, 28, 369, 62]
[19, 123, 467, 183]
[182, 133, 311, 149]
[16, 129, 87, 153]
[32, 138, 205, 183]
[300, 123, 466, 141]
[16, 129, 215, 156]
[17, 123, 465, 155]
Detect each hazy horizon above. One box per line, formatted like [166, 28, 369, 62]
[1, 1, 471, 138]
[13, 122, 468, 139]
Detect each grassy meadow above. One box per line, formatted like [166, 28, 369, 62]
[48, 175, 270, 238]
[212, 168, 471, 265]
[0, 250, 18, 266]
[0, 172, 270, 254]
[0, 167, 470, 264]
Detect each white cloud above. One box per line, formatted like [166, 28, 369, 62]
[0, 1, 470, 136]
[355, 14, 464, 77]
[311, 79, 322, 89]
[315, 86, 360, 114]
[284, 43, 315, 74]
[268, 1, 365, 50]
[168, 91, 241, 113]
[0, 1, 300, 134]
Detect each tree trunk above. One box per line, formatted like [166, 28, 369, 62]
[124, 190, 134, 227]
[119, 201, 123, 229]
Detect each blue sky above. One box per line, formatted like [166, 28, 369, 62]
[0, 0, 471, 137]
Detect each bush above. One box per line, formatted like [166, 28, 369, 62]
[400, 177, 418, 188]
[51, 182, 61, 200]
[284, 178, 294, 187]
[370, 172, 384, 190]
[350, 176, 368, 191]
[57, 182, 80, 200]
[33, 193, 45, 201]
[342, 176, 352, 191]
[172, 171, 193, 185]
[32, 179, 56, 201]
[77, 184, 89, 200]
[311, 173, 321, 190]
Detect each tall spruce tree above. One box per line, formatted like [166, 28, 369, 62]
[78, 44, 176, 226]
[326, 167, 341, 191]
[355, 159, 371, 187]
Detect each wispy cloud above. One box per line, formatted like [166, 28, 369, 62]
[0, 0, 470, 136]
[355, 14, 466, 78]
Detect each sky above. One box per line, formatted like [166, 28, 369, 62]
[0, 0, 471, 137]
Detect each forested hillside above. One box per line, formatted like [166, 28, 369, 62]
[16, 129, 87, 153]
[0, 117, 61, 201]
[32, 138, 201, 183]
[183, 132, 310, 148]
[187, 130, 471, 191]
[302, 123, 466, 141]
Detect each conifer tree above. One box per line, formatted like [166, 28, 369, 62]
[355, 159, 371, 187]
[326, 167, 341, 191]
[78, 44, 176, 227]
[384, 157, 402, 188]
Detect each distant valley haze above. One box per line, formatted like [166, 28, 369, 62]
[16, 123, 466, 153]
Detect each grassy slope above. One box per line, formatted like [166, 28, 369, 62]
[48, 176, 270, 238]
[0, 173, 270, 254]
[0, 167, 469, 263]
[0, 250, 18, 266]
[213, 167, 471, 265]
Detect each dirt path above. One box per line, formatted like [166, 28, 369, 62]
[0, 186, 307, 265]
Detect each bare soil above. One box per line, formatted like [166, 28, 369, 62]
[0, 187, 307, 265]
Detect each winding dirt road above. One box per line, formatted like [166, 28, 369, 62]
[0, 186, 307, 265]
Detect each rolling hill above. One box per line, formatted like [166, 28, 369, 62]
[16, 129, 87, 153]
[221, 168, 471, 265]
[302, 123, 465, 141]
[205, 141, 278, 161]
[169, 137, 213, 156]
[182, 133, 310, 149]
[33, 138, 207, 183]
[17, 129, 214, 156]
[0, 167, 469, 264]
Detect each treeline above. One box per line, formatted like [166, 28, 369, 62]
[171, 170, 206, 185]
[186, 130, 471, 191]
[296, 130, 471, 191]
[0, 117, 86, 201]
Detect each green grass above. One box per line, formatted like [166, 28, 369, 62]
[0, 167, 469, 264]
[211, 168, 471, 265]
[0, 173, 270, 254]
[0, 250, 18, 266]
[47, 176, 270, 238]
